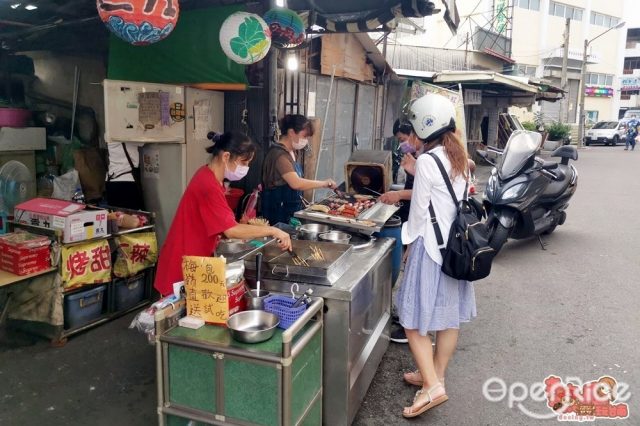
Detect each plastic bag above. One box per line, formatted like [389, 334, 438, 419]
[52, 169, 81, 201]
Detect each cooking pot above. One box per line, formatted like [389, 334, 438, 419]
[318, 231, 352, 244]
[226, 310, 279, 343]
[298, 223, 331, 240]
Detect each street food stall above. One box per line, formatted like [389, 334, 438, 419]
[154, 159, 399, 425]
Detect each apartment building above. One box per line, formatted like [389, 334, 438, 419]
[397, 0, 626, 124]
[620, 27, 640, 117]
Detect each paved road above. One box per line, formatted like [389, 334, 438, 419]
[1, 146, 638, 426]
[354, 145, 640, 425]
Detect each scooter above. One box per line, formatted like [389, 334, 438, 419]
[477, 130, 578, 253]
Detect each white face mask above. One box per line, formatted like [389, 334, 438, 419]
[224, 162, 249, 181]
[293, 138, 309, 150]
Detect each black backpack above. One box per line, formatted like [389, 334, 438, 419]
[426, 153, 495, 281]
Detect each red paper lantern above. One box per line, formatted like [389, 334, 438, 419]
[97, 0, 180, 46]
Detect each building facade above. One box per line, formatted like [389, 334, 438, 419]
[395, 0, 626, 125]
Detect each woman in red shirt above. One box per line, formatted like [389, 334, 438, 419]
[154, 131, 292, 296]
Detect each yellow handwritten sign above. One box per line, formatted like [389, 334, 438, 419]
[182, 256, 228, 324]
[62, 240, 112, 289]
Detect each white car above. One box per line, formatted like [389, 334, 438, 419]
[584, 121, 627, 146]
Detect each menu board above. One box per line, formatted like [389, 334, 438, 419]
[182, 256, 228, 324]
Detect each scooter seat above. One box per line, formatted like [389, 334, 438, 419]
[541, 165, 573, 199]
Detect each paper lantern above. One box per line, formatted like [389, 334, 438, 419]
[264, 8, 305, 49]
[219, 12, 271, 65]
[97, 0, 180, 46]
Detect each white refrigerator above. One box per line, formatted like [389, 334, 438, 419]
[103, 80, 224, 247]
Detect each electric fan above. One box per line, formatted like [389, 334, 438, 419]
[0, 160, 33, 233]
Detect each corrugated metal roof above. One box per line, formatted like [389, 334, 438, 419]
[386, 45, 469, 72]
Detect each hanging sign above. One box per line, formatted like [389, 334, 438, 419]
[113, 232, 158, 278]
[464, 89, 483, 105]
[62, 240, 112, 289]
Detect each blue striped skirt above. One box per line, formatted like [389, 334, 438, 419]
[396, 237, 477, 336]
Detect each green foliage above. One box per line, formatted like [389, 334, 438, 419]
[546, 121, 571, 140]
[522, 121, 537, 131]
[230, 17, 267, 60]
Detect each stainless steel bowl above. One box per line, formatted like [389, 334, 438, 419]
[298, 223, 332, 240]
[318, 231, 352, 244]
[227, 310, 280, 343]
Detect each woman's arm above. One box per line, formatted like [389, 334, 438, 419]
[223, 224, 292, 251]
[281, 172, 336, 191]
[379, 189, 412, 205]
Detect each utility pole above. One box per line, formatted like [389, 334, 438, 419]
[559, 18, 570, 123]
[464, 33, 470, 69]
[577, 38, 588, 148]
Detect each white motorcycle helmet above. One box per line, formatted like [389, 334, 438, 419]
[407, 93, 456, 142]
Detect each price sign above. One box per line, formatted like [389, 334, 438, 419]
[182, 256, 228, 324]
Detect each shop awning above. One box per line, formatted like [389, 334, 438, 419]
[432, 71, 539, 93]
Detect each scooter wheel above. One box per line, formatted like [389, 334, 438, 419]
[489, 223, 510, 253]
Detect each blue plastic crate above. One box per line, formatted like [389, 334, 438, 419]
[263, 295, 307, 329]
[64, 285, 106, 330]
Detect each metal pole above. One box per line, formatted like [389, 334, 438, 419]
[577, 38, 588, 148]
[560, 18, 570, 123]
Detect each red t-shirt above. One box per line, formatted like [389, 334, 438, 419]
[154, 166, 237, 296]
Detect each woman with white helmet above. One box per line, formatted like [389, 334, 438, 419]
[396, 93, 477, 418]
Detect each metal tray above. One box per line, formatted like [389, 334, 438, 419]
[295, 200, 400, 235]
[244, 240, 353, 285]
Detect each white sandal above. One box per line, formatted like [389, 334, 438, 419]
[402, 383, 448, 418]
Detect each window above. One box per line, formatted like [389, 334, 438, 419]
[549, 2, 583, 21]
[574, 9, 582, 21]
[515, 64, 537, 76]
[586, 72, 615, 86]
[516, 0, 540, 11]
[591, 11, 620, 28]
[595, 14, 604, 26]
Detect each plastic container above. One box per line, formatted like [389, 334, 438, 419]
[224, 188, 245, 211]
[263, 294, 307, 329]
[64, 285, 106, 329]
[0, 108, 31, 127]
[114, 274, 145, 311]
[375, 215, 402, 286]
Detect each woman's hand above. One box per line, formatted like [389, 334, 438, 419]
[324, 179, 337, 189]
[401, 154, 417, 176]
[271, 228, 292, 251]
[379, 191, 401, 205]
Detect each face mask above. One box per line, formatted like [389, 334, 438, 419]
[399, 141, 416, 154]
[224, 162, 249, 181]
[293, 138, 309, 150]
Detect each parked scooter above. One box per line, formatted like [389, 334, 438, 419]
[477, 130, 578, 253]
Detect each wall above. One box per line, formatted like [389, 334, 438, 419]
[25, 51, 107, 145]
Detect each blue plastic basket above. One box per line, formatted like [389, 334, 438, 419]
[263, 295, 307, 329]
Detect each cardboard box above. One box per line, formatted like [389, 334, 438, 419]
[14, 198, 108, 243]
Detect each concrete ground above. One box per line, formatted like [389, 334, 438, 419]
[1, 146, 639, 425]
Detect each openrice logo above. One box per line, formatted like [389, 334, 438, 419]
[483, 375, 630, 421]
